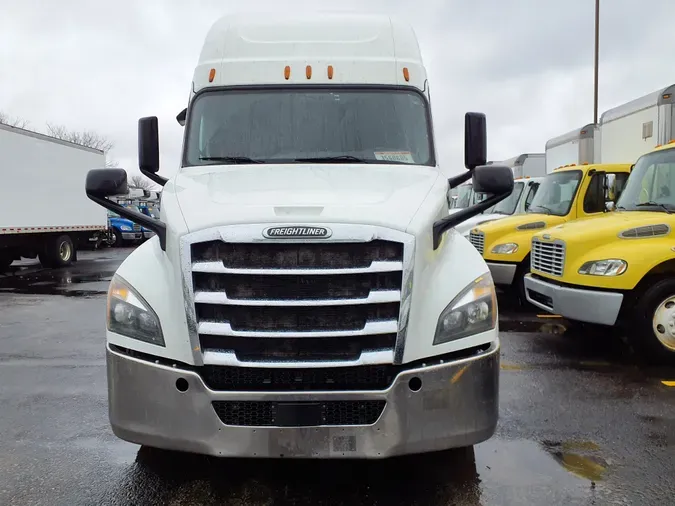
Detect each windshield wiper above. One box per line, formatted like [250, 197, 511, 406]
[635, 202, 673, 214]
[294, 155, 368, 163]
[530, 205, 552, 215]
[199, 156, 264, 164]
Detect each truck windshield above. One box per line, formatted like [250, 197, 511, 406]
[492, 181, 524, 215]
[184, 88, 434, 167]
[527, 170, 582, 216]
[616, 148, 675, 213]
[453, 185, 473, 209]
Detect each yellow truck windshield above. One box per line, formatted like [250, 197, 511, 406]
[527, 170, 582, 216]
[617, 149, 675, 213]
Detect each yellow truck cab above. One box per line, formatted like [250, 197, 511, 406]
[524, 143, 675, 362]
[468, 162, 632, 302]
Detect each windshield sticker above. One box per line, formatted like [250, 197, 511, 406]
[374, 151, 415, 163]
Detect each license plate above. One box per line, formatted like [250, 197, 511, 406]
[276, 402, 322, 427]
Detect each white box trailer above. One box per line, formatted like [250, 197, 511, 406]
[599, 83, 675, 163]
[0, 123, 107, 271]
[545, 123, 599, 171]
[498, 153, 546, 179]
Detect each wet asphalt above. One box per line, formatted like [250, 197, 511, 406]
[1, 248, 674, 505]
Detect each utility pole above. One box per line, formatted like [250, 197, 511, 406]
[593, 0, 600, 124]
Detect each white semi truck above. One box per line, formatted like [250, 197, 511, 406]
[0, 123, 107, 271]
[545, 123, 600, 171]
[600, 83, 675, 163]
[86, 13, 513, 459]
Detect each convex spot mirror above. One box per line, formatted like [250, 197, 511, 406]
[85, 169, 129, 198]
[472, 164, 514, 196]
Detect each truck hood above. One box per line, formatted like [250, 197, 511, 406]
[172, 164, 441, 232]
[455, 213, 508, 236]
[533, 211, 673, 245]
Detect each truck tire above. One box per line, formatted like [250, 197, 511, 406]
[110, 228, 123, 248]
[631, 277, 675, 365]
[39, 234, 75, 268]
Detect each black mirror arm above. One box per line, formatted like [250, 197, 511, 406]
[86, 192, 167, 250]
[141, 168, 168, 187]
[432, 191, 509, 250]
[448, 171, 473, 190]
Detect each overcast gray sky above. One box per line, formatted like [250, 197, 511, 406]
[2, 0, 675, 180]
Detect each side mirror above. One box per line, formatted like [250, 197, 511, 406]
[85, 168, 129, 197]
[139, 116, 160, 173]
[176, 108, 187, 127]
[472, 164, 514, 195]
[138, 116, 168, 187]
[464, 112, 487, 170]
[605, 201, 615, 212]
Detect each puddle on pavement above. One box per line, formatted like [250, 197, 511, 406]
[541, 440, 608, 482]
[500, 317, 568, 334]
[0, 269, 113, 297]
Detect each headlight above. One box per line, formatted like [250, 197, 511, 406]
[120, 225, 132, 231]
[433, 273, 497, 345]
[107, 275, 164, 346]
[578, 259, 627, 276]
[491, 243, 519, 254]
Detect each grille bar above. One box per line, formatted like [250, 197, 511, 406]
[194, 289, 401, 307]
[531, 238, 565, 277]
[469, 231, 485, 254]
[198, 320, 398, 338]
[202, 349, 395, 368]
[192, 260, 403, 276]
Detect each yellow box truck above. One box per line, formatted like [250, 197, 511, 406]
[524, 142, 675, 363]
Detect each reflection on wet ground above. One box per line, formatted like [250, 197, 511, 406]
[95, 439, 613, 505]
[0, 250, 120, 297]
[2, 249, 675, 505]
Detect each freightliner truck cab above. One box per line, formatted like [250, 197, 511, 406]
[84, 13, 513, 459]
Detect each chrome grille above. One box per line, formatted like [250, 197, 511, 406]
[132, 223, 141, 232]
[182, 226, 413, 367]
[469, 231, 485, 254]
[531, 237, 565, 276]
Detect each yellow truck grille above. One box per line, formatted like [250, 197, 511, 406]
[531, 237, 565, 277]
[469, 231, 485, 254]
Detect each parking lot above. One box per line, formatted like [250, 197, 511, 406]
[1, 248, 674, 505]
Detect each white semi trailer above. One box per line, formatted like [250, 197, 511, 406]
[600, 83, 675, 163]
[500, 153, 546, 179]
[0, 123, 107, 271]
[545, 123, 600, 171]
[85, 13, 514, 459]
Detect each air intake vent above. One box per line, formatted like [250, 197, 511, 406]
[619, 224, 670, 238]
[516, 221, 546, 231]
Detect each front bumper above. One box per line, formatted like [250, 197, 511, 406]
[121, 232, 142, 240]
[107, 340, 500, 459]
[524, 274, 624, 326]
[143, 231, 156, 239]
[486, 262, 517, 285]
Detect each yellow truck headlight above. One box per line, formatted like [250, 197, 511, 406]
[107, 275, 165, 346]
[491, 243, 519, 254]
[578, 259, 627, 276]
[434, 273, 497, 345]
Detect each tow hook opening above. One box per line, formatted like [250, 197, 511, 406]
[176, 378, 189, 393]
[408, 377, 422, 392]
